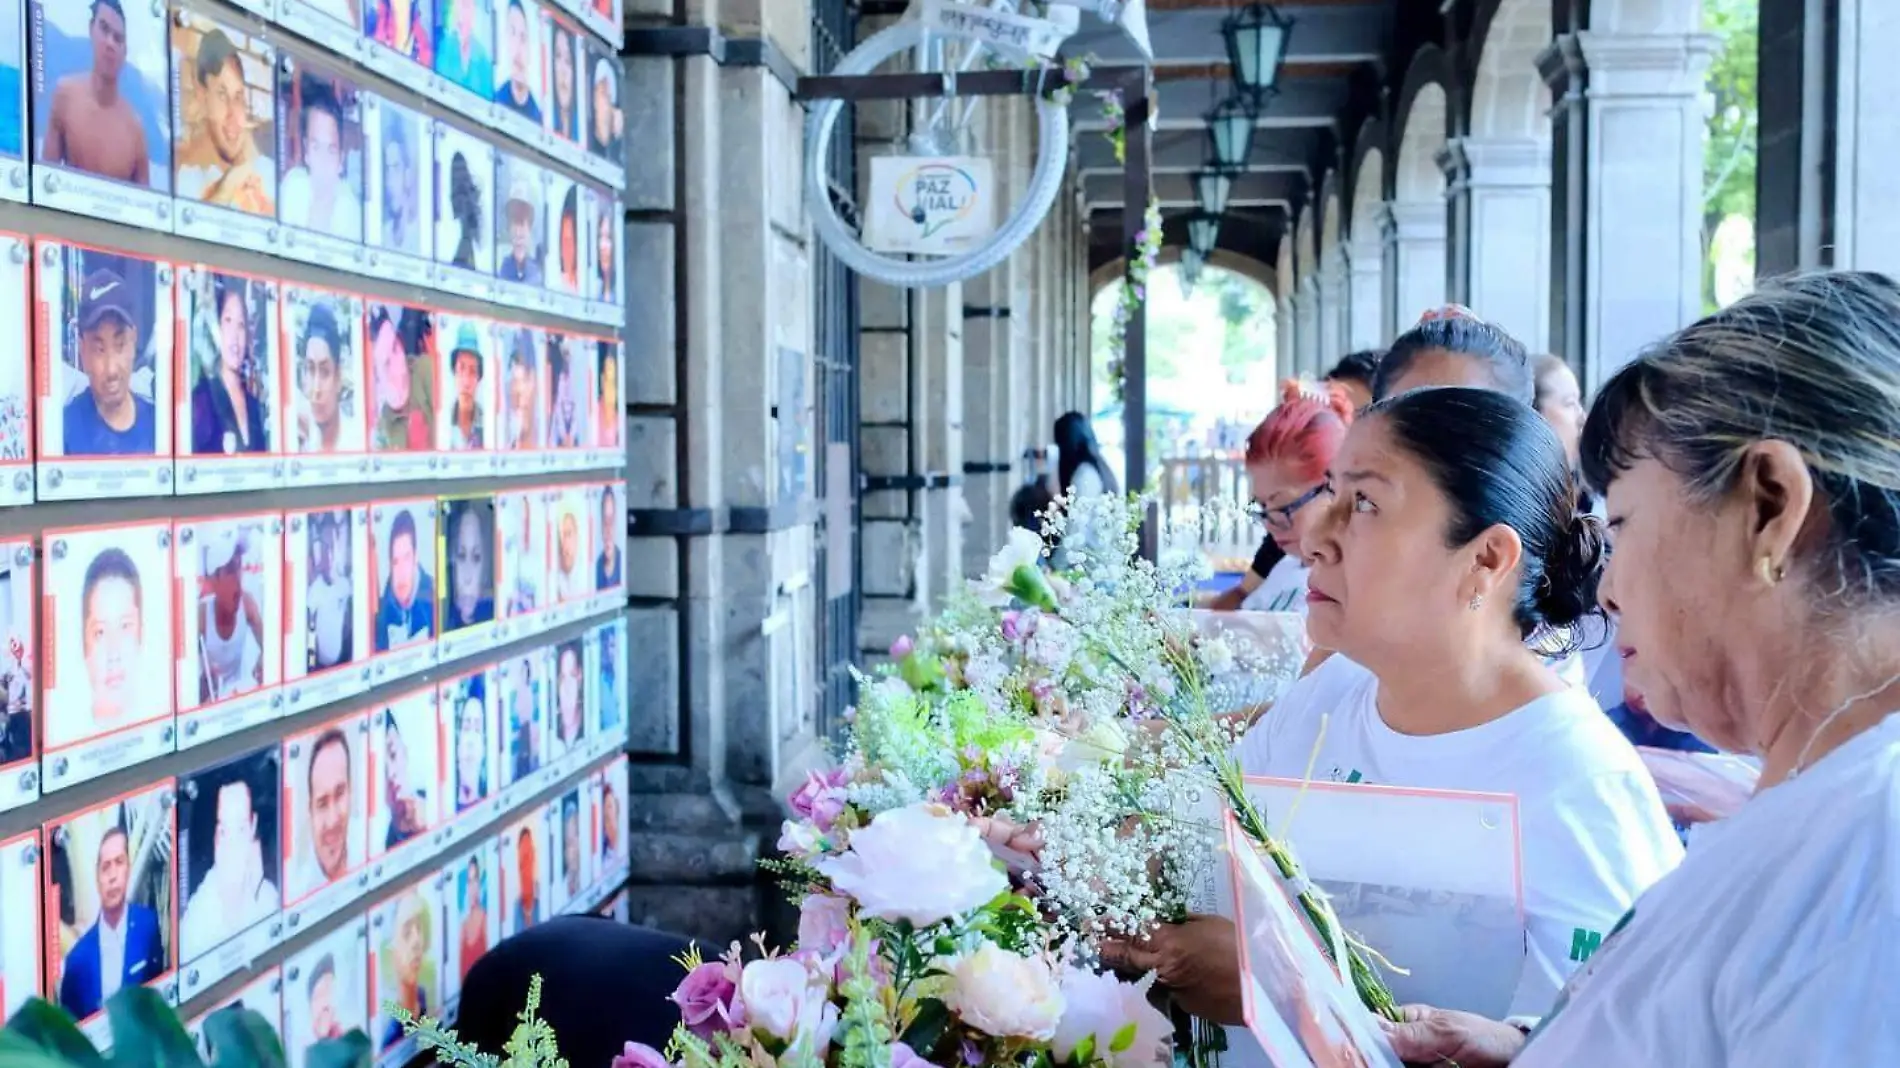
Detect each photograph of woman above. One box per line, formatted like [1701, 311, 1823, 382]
[546, 17, 579, 147]
[452, 850, 494, 982]
[448, 670, 490, 813]
[546, 177, 580, 295]
[548, 638, 584, 760]
[435, 131, 492, 274]
[591, 192, 617, 305]
[372, 694, 437, 854]
[187, 272, 271, 457]
[442, 496, 496, 632]
[367, 101, 428, 258]
[595, 341, 619, 451]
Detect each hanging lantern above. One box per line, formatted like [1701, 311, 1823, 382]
[1223, 3, 1294, 98]
[1205, 95, 1257, 170]
[1186, 211, 1221, 258]
[1179, 248, 1206, 296]
[1192, 164, 1241, 217]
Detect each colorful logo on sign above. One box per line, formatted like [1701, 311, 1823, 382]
[893, 163, 980, 240]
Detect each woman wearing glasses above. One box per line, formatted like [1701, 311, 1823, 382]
[1239, 383, 1353, 613]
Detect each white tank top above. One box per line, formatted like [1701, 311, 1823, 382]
[200, 598, 258, 699]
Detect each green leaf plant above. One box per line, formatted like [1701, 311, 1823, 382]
[1, 989, 372, 1068]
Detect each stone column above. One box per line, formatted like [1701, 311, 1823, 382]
[1442, 137, 1552, 351]
[1345, 236, 1385, 351]
[1758, 0, 1900, 275]
[1276, 292, 1295, 380]
[1385, 201, 1448, 330]
[1541, 31, 1713, 392]
[1317, 249, 1347, 371]
[1293, 278, 1320, 377]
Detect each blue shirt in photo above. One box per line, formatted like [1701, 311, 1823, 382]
[62, 392, 156, 455]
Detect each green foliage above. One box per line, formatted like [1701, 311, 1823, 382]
[1, 989, 370, 1068]
[833, 936, 894, 1068]
[1702, 0, 1758, 312]
[395, 975, 564, 1068]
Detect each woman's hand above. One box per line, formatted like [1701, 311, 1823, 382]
[1098, 915, 1243, 1026]
[971, 814, 1044, 869]
[1378, 1006, 1526, 1068]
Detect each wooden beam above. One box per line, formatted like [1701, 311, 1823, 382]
[1150, 60, 1364, 82]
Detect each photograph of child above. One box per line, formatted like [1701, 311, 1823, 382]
[0, 546, 34, 771]
[0, 831, 43, 1017]
[595, 340, 620, 451]
[437, 316, 491, 453]
[584, 44, 619, 164]
[548, 491, 588, 604]
[282, 919, 368, 1068]
[373, 501, 437, 653]
[366, 99, 430, 259]
[279, 65, 365, 243]
[545, 174, 581, 297]
[292, 509, 361, 676]
[434, 0, 494, 102]
[365, 0, 434, 66]
[32, 0, 170, 191]
[183, 271, 274, 458]
[441, 496, 496, 633]
[548, 638, 585, 761]
[492, 0, 543, 124]
[288, 289, 364, 456]
[500, 650, 543, 788]
[180, 515, 277, 709]
[370, 882, 439, 1058]
[543, 331, 588, 450]
[446, 670, 492, 813]
[283, 714, 369, 905]
[594, 482, 621, 591]
[501, 816, 542, 936]
[368, 303, 435, 453]
[434, 126, 493, 274]
[41, 522, 172, 753]
[177, 747, 280, 965]
[449, 847, 496, 984]
[545, 14, 580, 148]
[501, 327, 539, 452]
[46, 783, 175, 1022]
[495, 157, 543, 286]
[40, 246, 168, 463]
[172, 15, 276, 217]
[590, 187, 619, 306]
[372, 692, 438, 855]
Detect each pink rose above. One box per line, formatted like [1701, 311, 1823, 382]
[890, 1042, 940, 1068]
[670, 960, 745, 1038]
[788, 768, 850, 832]
[797, 894, 852, 956]
[890, 635, 915, 659]
[612, 1043, 672, 1068]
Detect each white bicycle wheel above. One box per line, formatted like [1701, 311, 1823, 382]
[806, 18, 1072, 289]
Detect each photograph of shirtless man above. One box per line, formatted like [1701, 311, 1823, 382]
[35, 0, 166, 190]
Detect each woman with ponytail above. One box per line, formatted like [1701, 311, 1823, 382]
[1238, 383, 1355, 613]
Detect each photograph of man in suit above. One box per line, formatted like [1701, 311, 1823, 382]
[58, 826, 166, 1018]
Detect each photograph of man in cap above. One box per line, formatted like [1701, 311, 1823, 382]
[62, 262, 156, 456]
[193, 523, 265, 705]
[36, 0, 161, 188]
[497, 167, 542, 286]
[493, 0, 541, 124]
[173, 22, 275, 216]
[444, 321, 485, 451]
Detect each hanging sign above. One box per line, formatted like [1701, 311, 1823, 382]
[917, 0, 1070, 59]
[864, 156, 998, 256]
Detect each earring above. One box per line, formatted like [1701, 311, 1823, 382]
[1468, 593, 1484, 611]
[1758, 557, 1785, 586]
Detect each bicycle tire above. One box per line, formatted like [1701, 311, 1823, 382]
[806, 18, 1073, 288]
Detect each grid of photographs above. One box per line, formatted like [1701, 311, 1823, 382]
[20, 0, 624, 328]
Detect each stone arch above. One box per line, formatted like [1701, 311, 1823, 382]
[1319, 175, 1343, 258]
[1275, 231, 1294, 302]
[1393, 47, 1453, 202]
[1087, 246, 1277, 299]
[1295, 206, 1317, 280]
[1470, 0, 1553, 140]
[1350, 151, 1384, 245]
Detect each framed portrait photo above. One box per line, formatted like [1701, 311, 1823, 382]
[590, 339, 621, 465]
[281, 710, 371, 933]
[490, 0, 545, 149]
[40, 520, 175, 791]
[170, 10, 278, 251]
[432, 122, 495, 291]
[496, 324, 540, 469]
[280, 0, 370, 62]
[437, 494, 498, 661]
[542, 170, 582, 312]
[176, 267, 283, 493]
[0, 540, 38, 811]
[187, 967, 282, 1064]
[543, 10, 582, 160]
[496, 489, 546, 634]
[431, 0, 496, 123]
[0, 830, 43, 1017]
[367, 687, 440, 879]
[367, 878, 442, 1068]
[541, 331, 589, 469]
[588, 480, 624, 611]
[587, 616, 625, 757]
[281, 915, 369, 1068]
[369, 498, 440, 681]
[492, 154, 545, 310]
[0, 233, 31, 507]
[34, 241, 175, 501]
[434, 313, 496, 474]
[361, 94, 435, 288]
[584, 186, 620, 324]
[174, 512, 284, 748]
[496, 646, 544, 803]
[580, 40, 619, 182]
[0, 0, 27, 202]
[277, 56, 368, 272]
[284, 506, 371, 715]
[578, 0, 620, 51]
[546, 636, 586, 772]
[362, 0, 436, 96]
[45, 779, 179, 1044]
[547, 485, 592, 619]
[283, 284, 370, 485]
[547, 788, 587, 914]
[364, 301, 436, 481]
[595, 757, 628, 891]
[497, 812, 545, 940]
[438, 838, 499, 1017]
[29, 0, 175, 228]
[176, 745, 283, 1001]
[441, 666, 497, 826]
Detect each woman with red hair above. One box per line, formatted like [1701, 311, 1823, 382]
[1239, 384, 1355, 613]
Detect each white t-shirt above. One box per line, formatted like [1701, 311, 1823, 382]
[1240, 555, 1308, 615]
[1517, 715, 1900, 1067]
[1221, 656, 1682, 1067]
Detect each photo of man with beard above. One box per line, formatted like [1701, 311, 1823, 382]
[285, 723, 360, 901]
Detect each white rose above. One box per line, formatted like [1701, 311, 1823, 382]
[777, 819, 823, 858]
[945, 944, 1066, 1041]
[814, 803, 1006, 927]
[981, 528, 1046, 606]
[1052, 966, 1172, 1068]
[740, 958, 835, 1049]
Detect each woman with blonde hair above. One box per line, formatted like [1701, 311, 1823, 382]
[1383, 270, 1900, 1066]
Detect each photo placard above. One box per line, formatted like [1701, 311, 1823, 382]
[277, 55, 369, 272]
[171, 9, 280, 252]
[496, 324, 540, 471]
[492, 153, 545, 310]
[281, 711, 371, 934]
[283, 284, 371, 486]
[580, 39, 619, 184]
[45, 780, 179, 1045]
[0, 540, 39, 811]
[496, 489, 545, 634]
[34, 242, 175, 500]
[0, 234, 33, 506]
[367, 878, 441, 1068]
[367, 687, 440, 883]
[175, 267, 284, 493]
[439, 837, 499, 1014]
[541, 331, 589, 472]
[364, 301, 437, 482]
[437, 494, 499, 661]
[432, 122, 494, 294]
[587, 480, 623, 616]
[284, 506, 372, 714]
[187, 966, 282, 1063]
[281, 915, 370, 1068]
[496, 647, 544, 806]
[546, 484, 591, 620]
[176, 746, 284, 1001]
[583, 185, 619, 323]
[434, 313, 496, 476]
[587, 616, 624, 758]
[281, 0, 371, 64]
[0, 0, 29, 203]
[589, 339, 621, 468]
[361, 0, 436, 97]
[369, 498, 440, 681]
[442, 667, 498, 828]
[491, 0, 546, 149]
[497, 812, 543, 938]
[30, 0, 175, 228]
[543, 9, 582, 158]
[431, 0, 497, 127]
[0, 830, 43, 1016]
[546, 636, 586, 772]
[548, 788, 586, 913]
[588, 758, 626, 897]
[175, 512, 286, 749]
[361, 95, 435, 289]
[40, 520, 175, 790]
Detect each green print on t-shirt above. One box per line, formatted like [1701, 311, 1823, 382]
[1568, 926, 1605, 962]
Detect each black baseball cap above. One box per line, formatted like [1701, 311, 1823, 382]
[78, 269, 137, 334]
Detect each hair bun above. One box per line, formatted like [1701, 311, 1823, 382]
[1533, 511, 1609, 630]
